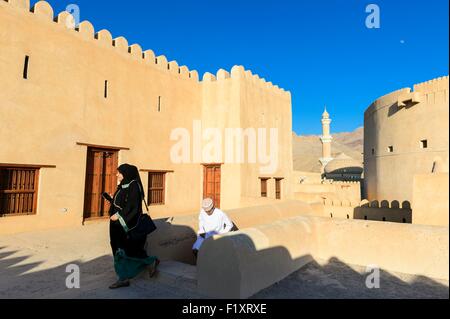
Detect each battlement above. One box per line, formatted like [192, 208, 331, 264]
[413, 75, 449, 94]
[2, 0, 288, 93]
[365, 75, 449, 117]
[2, 0, 200, 82]
[323, 198, 359, 207]
[327, 180, 360, 185]
[202, 65, 290, 97]
[323, 198, 411, 210]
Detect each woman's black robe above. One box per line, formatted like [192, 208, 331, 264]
[109, 181, 147, 258]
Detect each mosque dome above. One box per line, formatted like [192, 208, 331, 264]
[322, 108, 330, 119]
[324, 153, 363, 174]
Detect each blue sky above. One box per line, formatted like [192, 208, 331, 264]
[37, 0, 449, 135]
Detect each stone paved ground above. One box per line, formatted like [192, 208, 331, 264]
[253, 259, 449, 299]
[0, 222, 448, 299]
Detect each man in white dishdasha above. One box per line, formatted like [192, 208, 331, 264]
[192, 198, 234, 260]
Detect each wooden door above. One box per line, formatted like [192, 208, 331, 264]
[203, 165, 221, 208]
[84, 148, 118, 220]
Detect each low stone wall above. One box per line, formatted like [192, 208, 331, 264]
[314, 217, 449, 281]
[197, 216, 318, 298]
[146, 200, 314, 264]
[316, 199, 412, 223]
[197, 216, 449, 298]
[293, 181, 361, 203]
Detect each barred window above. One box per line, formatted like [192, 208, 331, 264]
[0, 167, 39, 217]
[148, 172, 166, 205]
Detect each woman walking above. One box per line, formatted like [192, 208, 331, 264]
[105, 163, 159, 289]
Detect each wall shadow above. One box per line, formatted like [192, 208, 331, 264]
[252, 254, 449, 299]
[196, 230, 448, 299]
[353, 200, 412, 223]
[0, 223, 448, 299]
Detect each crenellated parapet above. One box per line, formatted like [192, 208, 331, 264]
[2, 0, 291, 89]
[323, 198, 411, 210]
[201, 65, 290, 98]
[1, 0, 200, 82]
[414, 75, 449, 94]
[365, 75, 449, 118]
[365, 87, 411, 118]
[330, 180, 361, 185]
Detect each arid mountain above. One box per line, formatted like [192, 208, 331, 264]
[293, 127, 364, 172]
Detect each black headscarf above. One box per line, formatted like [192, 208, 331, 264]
[117, 164, 145, 202]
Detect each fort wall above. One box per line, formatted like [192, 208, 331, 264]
[0, 0, 293, 233]
[364, 76, 449, 202]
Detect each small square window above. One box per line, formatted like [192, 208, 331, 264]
[388, 146, 394, 153]
[420, 140, 428, 149]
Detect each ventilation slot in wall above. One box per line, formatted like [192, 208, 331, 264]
[104, 80, 108, 98]
[23, 55, 30, 79]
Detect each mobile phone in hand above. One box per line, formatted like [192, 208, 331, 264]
[102, 192, 113, 202]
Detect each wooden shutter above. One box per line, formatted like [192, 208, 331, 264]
[275, 178, 283, 200]
[148, 172, 166, 205]
[260, 178, 268, 197]
[0, 167, 39, 217]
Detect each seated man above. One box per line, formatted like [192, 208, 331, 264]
[192, 198, 234, 258]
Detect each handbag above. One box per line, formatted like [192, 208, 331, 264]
[127, 184, 157, 240]
[128, 213, 157, 240]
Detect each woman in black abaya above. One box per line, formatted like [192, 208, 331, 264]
[105, 164, 159, 289]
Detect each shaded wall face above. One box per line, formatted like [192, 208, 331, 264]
[201, 76, 242, 209]
[0, 3, 203, 232]
[201, 71, 294, 209]
[364, 78, 449, 202]
[239, 76, 294, 202]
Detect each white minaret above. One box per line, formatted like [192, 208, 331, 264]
[319, 107, 333, 173]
